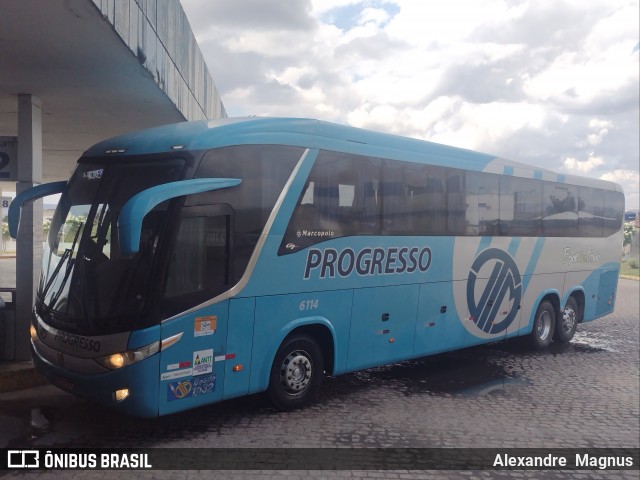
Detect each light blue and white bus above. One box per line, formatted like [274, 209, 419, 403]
[10, 118, 624, 417]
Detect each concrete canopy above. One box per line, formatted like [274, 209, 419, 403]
[0, 0, 225, 361]
[0, 0, 201, 185]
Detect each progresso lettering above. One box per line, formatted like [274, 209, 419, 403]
[304, 246, 432, 280]
[54, 332, 101, 353]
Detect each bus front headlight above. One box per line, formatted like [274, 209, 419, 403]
[96, 342, 159, 370]
[30, 324, 39, 342]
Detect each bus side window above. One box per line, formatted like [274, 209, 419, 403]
[165, 215, 230, 298]
[315, 181, 340, 229]
[380, 162, 448, 236]
[190, 144, 303, 277]
[603, 190, 624, 236]
[578, 187, 604, 237]
[424, 169, 447, 235]
[282, 151, 381, 250]
[465, 172, 499, 235]
[446, 171, 466, 235]
[543, 183, 578, 236]
[499, 176, 543, 236]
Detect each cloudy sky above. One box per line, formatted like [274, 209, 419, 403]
[180, 0, 639, 211]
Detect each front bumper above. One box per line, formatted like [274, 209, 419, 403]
[31, 340, 161, 418]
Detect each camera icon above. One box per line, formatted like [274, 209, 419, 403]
[7, 450, 39, 468]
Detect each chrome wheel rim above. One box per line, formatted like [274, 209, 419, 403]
[280, 350, 313, 396]
[562, 306, 577, 333]
[537, 310, 552, 341]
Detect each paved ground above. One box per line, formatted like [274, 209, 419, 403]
[0, 279, 638, 479]
[0, 256, 16, 291]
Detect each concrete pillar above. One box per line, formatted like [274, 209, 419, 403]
[15, 94, 43, 361]
[0, 185, 3, 250]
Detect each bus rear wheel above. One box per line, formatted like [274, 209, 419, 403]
[528, 300, 556, 349]
[268, 334, 324, 411]
[554, 296, 579, 343]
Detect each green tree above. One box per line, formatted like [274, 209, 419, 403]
[623, 223, 636, 247]
[42, 218, 51, 237]
[1, 217, 8, 241]
[61, 215, 85, 243]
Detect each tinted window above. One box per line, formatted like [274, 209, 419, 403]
[603, 190, 624, 236]
[188, 145, 303, 278]
[543, 183, 578, 236]
[381, 160, 411, 234]
[282, 151, 381, 252]
[500, 177, 542, 236]
[380, 161, 448, 235]
[465, 172, 499, 235]
[40, 160, 186, 334]
[424, 167, 448, 234]
[446, 170, 466, 235]
[281, 149, 622, 250]
[578, 187, 604, 237]
[165, 215, 230, 298]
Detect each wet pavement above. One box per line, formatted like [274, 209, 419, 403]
[0, 279, 638, 479]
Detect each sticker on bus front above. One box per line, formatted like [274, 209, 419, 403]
[194, 316, 216, 337]
[192, 349, 214, 376]
[166, 374, 216, 401]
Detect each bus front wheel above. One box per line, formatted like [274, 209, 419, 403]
[554, 296, 579, 343]
[268, 334, 324, 411]
[528, 300, 556, 349]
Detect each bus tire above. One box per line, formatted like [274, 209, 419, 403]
[268, 334, 324, 411]
[528, 300, 556, 349]
[554, 296, 579, 343]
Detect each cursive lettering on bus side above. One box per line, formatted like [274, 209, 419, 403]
[563, 247, 601, 265]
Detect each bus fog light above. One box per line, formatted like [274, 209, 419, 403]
[113, 389, 129, 402]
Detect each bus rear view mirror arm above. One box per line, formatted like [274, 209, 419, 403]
[118, 178, 242, 256]
[8, 181, 67, 239]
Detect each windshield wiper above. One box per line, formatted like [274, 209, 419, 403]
[38, 222, 84, 314]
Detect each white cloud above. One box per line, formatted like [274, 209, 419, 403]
[180, 0, 639, 210]
[310, 0, 360, 15]
[358, 7, 391, 27]
[564, 155, 606, 173]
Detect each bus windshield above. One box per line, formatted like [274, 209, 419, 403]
[38, 159, 185, 335]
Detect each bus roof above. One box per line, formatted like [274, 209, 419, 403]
[82, 117, 621, 192]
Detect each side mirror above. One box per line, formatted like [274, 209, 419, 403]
[118, 178, 241, 256]
[8, 181, 67, 238]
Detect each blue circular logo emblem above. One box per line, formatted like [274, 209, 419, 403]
[467, 248, 522, 334]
